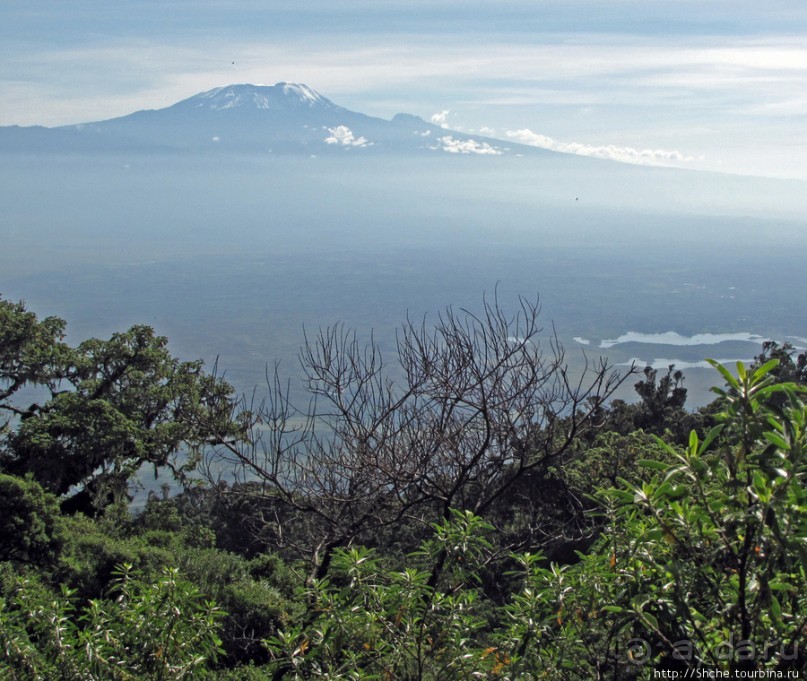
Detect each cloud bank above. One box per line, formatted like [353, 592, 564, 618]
[600, 331, 769, 349]
[620, 358, 755, 371]
[435, 135, 502, 155]
[506, 129, 696, 166]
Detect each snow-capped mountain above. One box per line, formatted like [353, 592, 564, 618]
[186, 83, 340, 112]
[0, 82, 532, 156]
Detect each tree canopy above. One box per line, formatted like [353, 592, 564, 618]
[0, 296, 240, 512]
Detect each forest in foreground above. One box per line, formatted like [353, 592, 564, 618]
[0, 293, 805, 680]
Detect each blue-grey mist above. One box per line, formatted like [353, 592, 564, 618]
[1, 151, 806, 413]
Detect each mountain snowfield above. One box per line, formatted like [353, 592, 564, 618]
[195, 83, 331, 110]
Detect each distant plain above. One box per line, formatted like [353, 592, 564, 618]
[2, 149, 805, 410]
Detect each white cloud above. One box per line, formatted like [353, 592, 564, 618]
[430, 110, 450, 127]
[435, 135, 502, 155]
[324, 125, 369, 147]
[506, 128, 696, 166]
[619, 358, 755, 370]
[600, 331, 768, 349]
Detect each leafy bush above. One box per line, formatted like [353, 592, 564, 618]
[0, 565, 223, 680]
[266, 510, 501, 679]
[0, 474, 63, 568]
[505, 360, 807, 677]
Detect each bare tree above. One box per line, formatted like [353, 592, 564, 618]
[209, 293, 634, 581]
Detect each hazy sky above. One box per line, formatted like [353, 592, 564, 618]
[3, 0, 807, 179]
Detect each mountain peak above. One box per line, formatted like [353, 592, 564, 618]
[2, 82, 544, 158]
[186, 82, 339, 112]
[277, 82, 325, 104]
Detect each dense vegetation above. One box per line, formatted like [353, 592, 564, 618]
[0, 294, 804, 679]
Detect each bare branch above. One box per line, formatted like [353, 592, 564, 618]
[208, 293, 636, 577]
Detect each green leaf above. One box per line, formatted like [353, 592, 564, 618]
[736, 360, 747, 382]
[607, 489, 635, 503]
[637, 459, 669, 471]
[768, 581, 797, 593]
[699, 425, 724, 454]
[706, 359, 739, 390]
[640, 611, 659, 630]
[756, 383, 798, 401]
[753, 470, 770, 495]
[662, 464, 688, 482]
[667, 486, 688, 500]
[752, 358, 780, 382]
[770, 595, 782, 624]
[651, 435, 681, 458]
[762, 431, 790, 451]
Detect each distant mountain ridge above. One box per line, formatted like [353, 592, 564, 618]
[0, 82, 541, 156]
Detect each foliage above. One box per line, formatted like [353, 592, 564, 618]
[512, 359, 807, 676]
[0, 565, 223, 680]
[586, 364, 702, 446]
[632, 365, 688, 435]
[56, 513, 178, 600]
[134, 494, 302, 664]
[753, 341, 807, 386]
[3, 297, 803, 679]
[49, 502, 299, 668]
[562, 429, 677, 496]
[0, 474, 63, 568]
[262, 361, 807, 678]
[0, 298, 69, 428]
[0, 296, 240, 511]
[266, 510, 503, 680]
